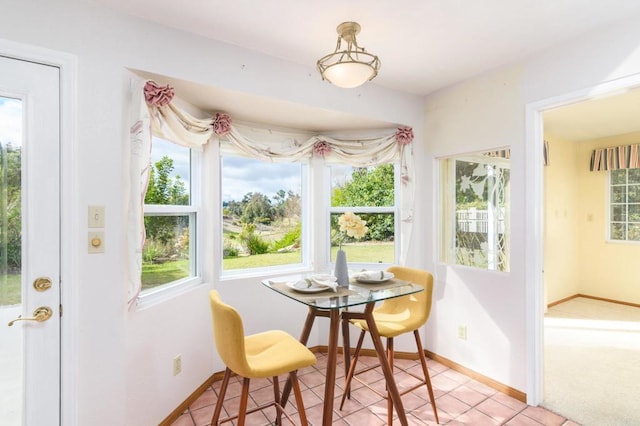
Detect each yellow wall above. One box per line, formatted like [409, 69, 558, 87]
[545, 132, 640, 305]
[544, 137, 580, 304]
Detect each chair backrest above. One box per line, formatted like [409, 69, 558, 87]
[209, 290, 252, 376]
[379, 266, 434, 327]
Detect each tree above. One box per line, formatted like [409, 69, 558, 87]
[0, 144, 22, 272]
[331, 164, 395, 241]
[144, 156, 188, 244]
[241, 192, 274, 224]
[332, 164, 394, 207]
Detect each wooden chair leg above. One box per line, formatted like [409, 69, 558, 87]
[339, 329, 366, 409]
[414, 330, 439, 424]
[211, 368, 231, 425]
[290, 371, 309, 426]
[386, 337, 394, 426]
[341, 316, 351, 399]
[237, 377, 250, 426]
[272, 376, 282, 426]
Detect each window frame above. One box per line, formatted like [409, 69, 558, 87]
[137, 140, 202, 304]
[438, 152, 511, 272]
[218, 152, 311, 279]
[216, 153, 402, 279]
[327, 162, 401, 269]
[608, 168, 640, 243]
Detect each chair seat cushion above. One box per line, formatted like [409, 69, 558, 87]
[243, 330, 316, 378]
[350, 310, 424, 338]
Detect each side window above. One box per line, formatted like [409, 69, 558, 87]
[221, 155, 305, 272]
[329, 163, 397, 264]
[610, 168, 640, 241]
[142, 137, 197, 294]
[440, 151, 510, 272]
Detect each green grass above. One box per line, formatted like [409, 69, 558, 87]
[223, 243, 393, 270]
[331, 243, 394, 264]
[224, 251, 302, 269]
[142, 259, 189, 290]
[139, 243, 394, 288]
[0, 274, 22, 306]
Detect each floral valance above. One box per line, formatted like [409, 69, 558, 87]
[127, 79, 416, 307]
[590, 144, 640, 171]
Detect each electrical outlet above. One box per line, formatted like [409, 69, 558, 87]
[173, 355, 182, 376]
[457, 325, 467, 340]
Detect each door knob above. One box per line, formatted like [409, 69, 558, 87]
[8, 306, 53, 326]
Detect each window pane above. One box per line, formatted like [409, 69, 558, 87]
[440, 152, 510, 272]
[0, 97, 22, 307]
[330, 163, 396, 264]
[611, 204, 626, 222]
[221, 156, 303, 271]
[609, 169, 640, 241]
[611, 222, 626, 240]
[142, 214, 192, 291]
[147, 137, 190, 205]
[331, 164, 394, 207]
[611, 186, 626, 203]
[628, 185, 640, 203]
[628, 223, 640, 241]
[629, 204, 640, 221]
[628, 168, 640, 183]
[611, 169, 626, 185]
[330, 212, 394, 263]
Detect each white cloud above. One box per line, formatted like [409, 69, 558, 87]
[222, 156, 302, 202]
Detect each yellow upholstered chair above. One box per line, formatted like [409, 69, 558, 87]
[340, 266, 439, 424]
[209, 290, 317, 425]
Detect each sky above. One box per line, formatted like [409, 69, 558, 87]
[221, 156, 302, 203]
[151, 137, 310, 203]
[0, 97, 22, 148]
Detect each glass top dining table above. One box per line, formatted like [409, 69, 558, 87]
[262, 274, 423, 426]
[262, 273, 423, 309]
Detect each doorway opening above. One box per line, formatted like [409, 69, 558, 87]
[526, 74, 640, 424]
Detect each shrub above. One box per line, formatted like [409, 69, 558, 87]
[272, 223, 301, 251]
[223, 242, 239, 257]
[143, 240, 168, 263]
[246, 234, 270, 255]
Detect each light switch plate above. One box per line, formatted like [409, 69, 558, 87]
[88, 231, 105, 254]
[88, 205, 105, 228]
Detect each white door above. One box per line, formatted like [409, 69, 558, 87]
[0, 56, 61, 425]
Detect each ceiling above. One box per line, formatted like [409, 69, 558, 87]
[544, 87, 640, 142]
[97, 0, 640, 137]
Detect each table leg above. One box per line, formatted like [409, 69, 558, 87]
[363, 303, 408, 426]
[341, 311, 351, 398]
[322, 309, 341, 426]
[280, 307, 317, 409]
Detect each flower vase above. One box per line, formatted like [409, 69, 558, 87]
[334, 249, 349, 287]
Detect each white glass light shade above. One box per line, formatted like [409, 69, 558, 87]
[322, 62, 376, 89]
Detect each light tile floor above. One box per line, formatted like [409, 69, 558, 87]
[171, 353, 578, 425]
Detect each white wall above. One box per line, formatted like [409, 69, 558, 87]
[423, 14, 640, 395]
[0, 0, 424, 425]
[7, 0, 640, 422]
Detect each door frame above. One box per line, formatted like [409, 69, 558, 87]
[0, 38, 77, 424]
[524, 72, 640, 405]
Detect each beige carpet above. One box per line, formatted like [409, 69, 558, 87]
[543, 297, 640, 426]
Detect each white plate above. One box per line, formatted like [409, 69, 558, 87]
[355, 271, 395, 283]
[286, 279, 333, 293]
